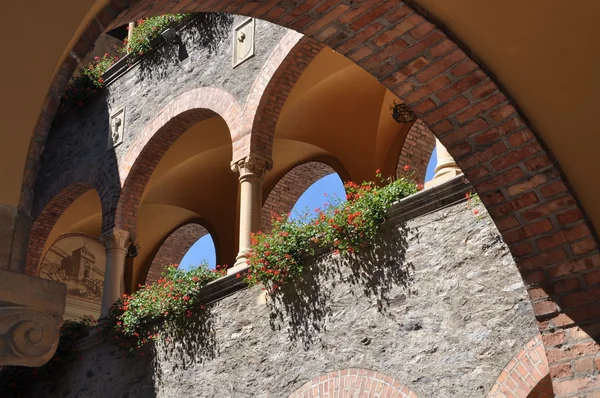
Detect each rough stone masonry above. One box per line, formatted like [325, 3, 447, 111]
[23, 200, 537, 398]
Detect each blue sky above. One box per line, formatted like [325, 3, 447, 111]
[180, 150, 437, 270]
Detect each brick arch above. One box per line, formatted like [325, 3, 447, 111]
[145, 222, 210, 285]
[288, 368, 417, 398]
[26, 164, 116, 276]
[396, 119, 436, 185]
[115, 87, 243, 233]
[25, 2, 600, 394]
[488, 334, 553, 398]
[241, 32, 324, 161]
[262, 159, 349, 233]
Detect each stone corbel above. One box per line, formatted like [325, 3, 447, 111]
[0, 269, 66, 367]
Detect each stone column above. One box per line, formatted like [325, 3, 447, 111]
[100, 228, 130, 314]
[425, 138, 462, 189]
[230, 156, 272, 274]
[127, 22, 135, 53]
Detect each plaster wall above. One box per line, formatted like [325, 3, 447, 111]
[22, 199, 538, 398]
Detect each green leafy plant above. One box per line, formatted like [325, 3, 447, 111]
[245, 168, 421, 293]
[466, 191, 486, 220]
[57, 53, 119, 119]
[125, 14, 189, 56]
[100, 262, 225, 351]
[0, 316, 96, 395]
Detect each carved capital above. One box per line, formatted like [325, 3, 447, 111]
[100, 228, 130, 252]
[231, 155, 273, 179]
[0, 305, 62, 367]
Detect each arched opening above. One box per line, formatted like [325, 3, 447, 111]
[117, 89, 241, 290]
[145, 222, 216, 284]
[396, 119, 437, 185]
[262, 161, 346, 233]
[289, 368, 417, 398]
[27, 182, 105, 320]
[488, 335, 553, 397]
[18, 2, 600, 393]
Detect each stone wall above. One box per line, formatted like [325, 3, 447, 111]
[33, 14, 288, 218]
[20, 191, 539, 398]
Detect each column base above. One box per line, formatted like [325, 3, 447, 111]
[425, 169, 463, 189]
[227, 253, 250, 275]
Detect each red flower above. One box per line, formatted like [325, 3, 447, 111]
[403, 165, 410, 172]
[183, 295, 190, 301]
[236, 273, 241, 278]
[375, 169, 381, 174]
[473, 209, 479, 215]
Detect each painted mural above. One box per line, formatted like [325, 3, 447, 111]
[38, 234, 106, 320]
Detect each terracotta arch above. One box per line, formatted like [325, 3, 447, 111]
[488, 334, 553, 398]
[396, 119, 436, 185]
[26, 164, 115, 276]
[241, 32, 324, 161]
[144, 222, 210, 285]
[288, 368, 418, 398]
[262, 159, 349, 233]
[24, 2, 600, 393]
[115, 87, 243, 234]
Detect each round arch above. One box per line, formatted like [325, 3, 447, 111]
[396, 119, 437, 185]
[144, 221, 213, 285]
[487, 334, 553, 397]
[262, 158, 349, 233]
[115, 87, 242, 234]
[26, 164, 115, 275]
[288, 368, 418, 398]
[23, 2, 600, 393]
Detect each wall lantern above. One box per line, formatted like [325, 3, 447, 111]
[390, 101, 416, 123]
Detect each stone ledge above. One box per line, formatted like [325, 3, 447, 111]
[78, 175, 473, 352]
[193, 175, 472, 309]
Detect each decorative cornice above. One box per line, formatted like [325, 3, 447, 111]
[231, 155, 273, 179]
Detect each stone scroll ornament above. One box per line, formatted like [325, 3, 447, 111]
[0, 305, 61, 367]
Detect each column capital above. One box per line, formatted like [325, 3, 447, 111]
[231, 155, 272, 179]
[100, 228, 131, 252]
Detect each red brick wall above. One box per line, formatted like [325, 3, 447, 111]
[145, 223, 209, 285]
[488, 334, 553, 397]
[262, 161, 337, 233]
[26, 2, 600, 394]
[288, 368, 417, 398]
[396, 119, 436, 184]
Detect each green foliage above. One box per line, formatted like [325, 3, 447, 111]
[57, 53, 118, 119]
[125, 14, 189, 56]
[100, 262, 224, 351]
[245, 170, 421, 293]
[0, 316, 96, 395]
[57, 14, 188, 119]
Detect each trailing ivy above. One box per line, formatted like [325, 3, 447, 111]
[100, 262, 225, 351]
[245, 170, 421, 293]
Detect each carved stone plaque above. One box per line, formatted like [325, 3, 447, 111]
[108, 107, 125, 150]
[233, 18, 255, 67]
